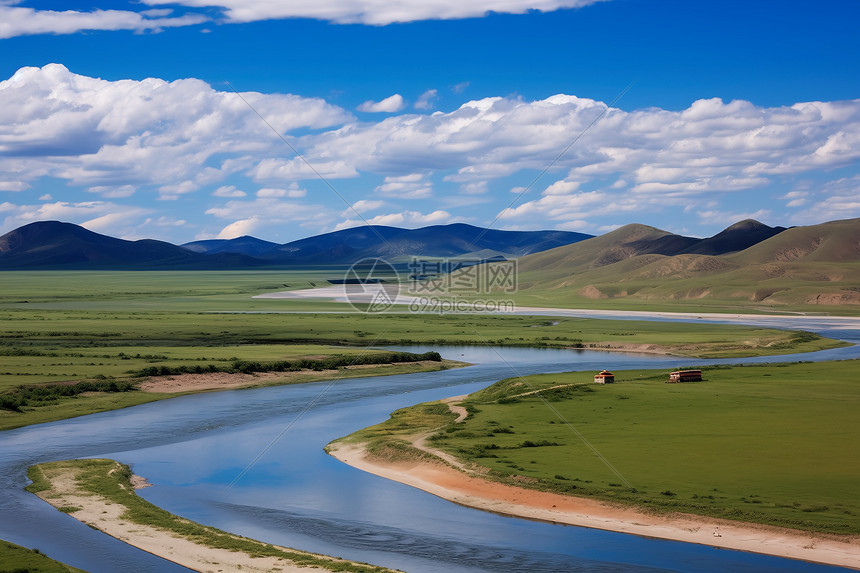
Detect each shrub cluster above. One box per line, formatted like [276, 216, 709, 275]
[128, 351, 441, 378]
[0, 379, 138, 412]
[0, 351, 441, 412]
[520, 439, 561, 447]
[790, 331, 819, 344]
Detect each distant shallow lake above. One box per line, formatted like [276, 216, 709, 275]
[1, 314, 858, 572]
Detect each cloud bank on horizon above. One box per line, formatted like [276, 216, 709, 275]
[0, 0, 857, 243]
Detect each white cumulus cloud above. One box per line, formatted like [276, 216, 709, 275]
[785, 175, 860, 226]
[0, 64, 352, 191]
[375, 173, 433, 199]
[0, 180, 29, 192]
[415, 89, 439, 111]
[1, 200, 153, 238]
[335, 209, 452, 230]
[256, 184, 306, 198]
[216, 216, 261, 239]
[142, 0, 607, 25]
[2, 64, 860, 238]
[358, 94, 406, 113]
[0, 3, 207, 39]
[349, 199, 386, 213]
[204, 197, 335, 240]
[212, 185, 247, 198]
[282, 92, 859, 229]
[87, 185, 136, 198]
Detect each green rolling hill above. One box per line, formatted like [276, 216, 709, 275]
[513, 218, 860, 310]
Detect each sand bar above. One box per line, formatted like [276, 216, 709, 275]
[137, 360, 455, 394]
[30, 460, 395, 573]
[254, 286, 860, 328]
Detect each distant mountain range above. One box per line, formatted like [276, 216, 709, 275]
[182, 235, 281, 257]
[2, 218, 858, 306]
[0, 221, 591, 269]
[182, 223, 591, 264]
[0, 221, 263, 270]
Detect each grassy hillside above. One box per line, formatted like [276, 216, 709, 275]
[0, 539, 85, 573]
[729, 218, 860, 264]
[512, 218, 860, 312]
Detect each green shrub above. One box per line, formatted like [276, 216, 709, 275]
[0, 379, 139, 412]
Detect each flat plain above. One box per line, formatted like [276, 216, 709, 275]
[0, 271, 846, 430]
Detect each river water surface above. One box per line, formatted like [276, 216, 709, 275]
[1, 315, 858, 572]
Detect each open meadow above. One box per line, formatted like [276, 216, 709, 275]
[0, 271, 847, 431]
[2, 270, 858, 570]
[344, 360, 860, 536]
[0, 539, 86, 573]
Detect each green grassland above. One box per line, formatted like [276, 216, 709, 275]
[510, 261, 860, 316]
[0, 271, 848, 431]
[0, 270, 333, 307]
[347, 360, 860, 535]
[26, 459, 394, 573]
[0, 343, 441, 385]
[4, 270, 858, 566]
[0, 310, 841, 379]
[0, 358, 450, 432]
[0, 272, 844, 365]
[0, 539, 86, 573]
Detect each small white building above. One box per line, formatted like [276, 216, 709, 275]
[594, 370, 615, 384]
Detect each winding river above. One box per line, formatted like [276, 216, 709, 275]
[1, 312, 858, 572]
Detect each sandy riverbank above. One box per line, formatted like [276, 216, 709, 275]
[137, 360, 454, 394]
[30, 460, 394, 573]
[327, 440, 860, 570]
[139, 369, 340, 393]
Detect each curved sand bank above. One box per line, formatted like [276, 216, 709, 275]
[255, 286, 860, 329]
[29, 460, 394, 573]
[328, 441, 860, 570]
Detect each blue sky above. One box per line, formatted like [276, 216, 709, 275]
[0, 0, 858, 244]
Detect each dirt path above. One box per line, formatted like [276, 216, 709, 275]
[410, 395, 470, 470]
